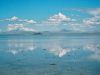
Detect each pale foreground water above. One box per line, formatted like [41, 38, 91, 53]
[0, 34, 100, 75]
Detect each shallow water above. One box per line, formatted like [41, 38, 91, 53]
[0, 34, 100, 75]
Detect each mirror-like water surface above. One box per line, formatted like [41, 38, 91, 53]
[0, 34, 100, 75]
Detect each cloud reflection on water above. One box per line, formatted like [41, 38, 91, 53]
[6, 37, 100, 62]
[8, 40, 36, 55]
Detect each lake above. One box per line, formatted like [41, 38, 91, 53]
[0, 34, 100, 75]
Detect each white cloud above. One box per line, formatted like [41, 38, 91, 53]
[65, 8, 100, 26]
[83, 16, 100, 25]
[69, 8, 100, 16]
[44, 12, 71, 25]
[83, 8, 100, 26]
[88, 8, 100, 16]
[1, 16, 37, 24]
[7, 23, 36, 32]
[8, 24, 23, 31]
[0, 10, 100, 32]
[83, 19, 94, 25]
[25, 19, 37, 24]
[10, 16, 18, 21]
[6, 16, 18, 21]
[20, 27, 36, 32]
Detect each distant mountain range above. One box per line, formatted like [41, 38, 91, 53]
[0, 29, 100, 36]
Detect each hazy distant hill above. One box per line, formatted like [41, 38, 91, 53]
[0, 29, 100, 36]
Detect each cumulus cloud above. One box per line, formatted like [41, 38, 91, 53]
[0, 16, 37, 24]
[44, 12, 71, 25]
[5, 16, 18, 21]
[0, 9, 100, 32]
[64, 8, 100, 26]
[10, 16, 18, 21]
[7, 23, 36, 32]
[20, 27, 36, 32]
[88, 8, 100, 16]
[8, 24, 23, 31]
[0, 16, 37, 32]
[24, 19, 37, 24]
[70, 8, 100, 26]
[72, 8, 100, 26]
[83, 17, 100, 25]
[83, 8, 100, 26]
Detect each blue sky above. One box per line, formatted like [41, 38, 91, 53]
[0, 0, 100, 19]
[0, 0, 100, 32]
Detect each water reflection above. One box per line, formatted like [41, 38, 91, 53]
[5, 36, 100, 61]
[85, 43, 100, 61]
[0, 36, 100, 75]
[8, 40, 36, 55]
[47, 45, 71, 57]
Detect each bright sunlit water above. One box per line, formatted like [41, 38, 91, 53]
[0, 34, 100, 75]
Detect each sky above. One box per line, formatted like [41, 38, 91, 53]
[0, 0, 100, 32]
